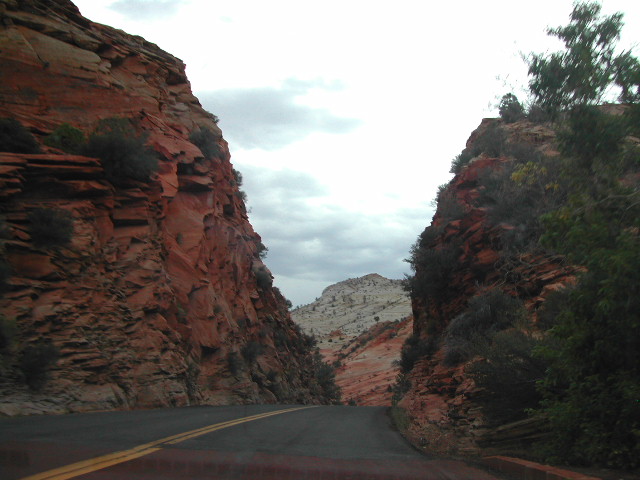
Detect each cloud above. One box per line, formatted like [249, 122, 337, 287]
[238, 164, 433, 305]
[109, 0, 185, 20]
[197, 79, 362, 150]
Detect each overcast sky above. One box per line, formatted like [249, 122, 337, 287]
[73, 0, 640, 306]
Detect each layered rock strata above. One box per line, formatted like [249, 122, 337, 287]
[0, 0, 328, 414]
[399, 118, 581, 455]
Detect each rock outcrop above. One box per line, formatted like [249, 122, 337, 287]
[0, 0, 331, 415]
[292, 273, 411, 351]
[326, 318, 411, 406]
[398, 118, 581, 455]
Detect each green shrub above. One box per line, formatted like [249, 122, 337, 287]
[450, 149, 474, 174]
[28, 207, 74, 248]
[227, 352, 240, 375]
[19, 339, 58, 390]
[241, 341, 264, 363]
[468, 329, 547, 424]
[189, 126, 222, 159]
[255, 267, 273, 289]
[499, 93, 525, 123]
[399, 334, 437, 373]
[443, 289, 526, 366]
[0, 117, 40, 154]
[313, 351, 341, 404]
[0, 315, 18, 375]
[0, 255, 10, 292]
[405, 241, 460, 303]
[43, 123, 85, 153]
[82, 117, 157, 184]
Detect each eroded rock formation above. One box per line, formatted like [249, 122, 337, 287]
[399, 118, 581, 455]
[0, 0, 330, 415]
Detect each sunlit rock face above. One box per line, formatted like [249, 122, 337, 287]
[0, 0, 327, 415]
[399, 118, 581, 456]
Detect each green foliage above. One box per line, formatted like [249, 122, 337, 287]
[189, 126, 222, 159]
[43, 123, 85, 153]
[443, 289, 526, 366]
[241, 341, 264, 363]
[312, 350, 341, 404]
[468, 329, 547, 424]
[399, 334, 436, 373]
[227, 352, 240, 375]
[255, 267, 273, 289]
[450, 149, 474, 174]
[0, 315, 17, 375]
[19, 339, 59, 390]
[82, 117, 157, 184]
[0, 117, 40, 154]
[405, 238, 460, 304]
[28, 208, 74, 248]
[524, 2, 640, 469]
[499, 93, 525, 123]
[527, 2, 638, 116]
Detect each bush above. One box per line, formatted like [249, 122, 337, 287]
[0, 315, 17, 375]
[450, 149, 474, 174]
[499, 93, 525, 123]
[468, 329, 547, 424]
[443, 289, 526, 366]
[43, 123, 85, 153]
[399, 334, 437, 373]
[28, 208, 74, 248]
[19, 339, 58, 390]
[82, 118, 157, 184]
[227, 352, 241, 375]
[0, 117, 40, 154]
[405, 241, 460, 302]
[255, 267, 273, 289]
[241, 341, 264, 363]
[189, 126, 222, 159]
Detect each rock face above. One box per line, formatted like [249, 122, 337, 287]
[0, 0, 330, 415]
[326, 318, 412, 406]
[399, 118, 581, 455]
[292, 273, 411, 351]
[292, 274, 412, 406]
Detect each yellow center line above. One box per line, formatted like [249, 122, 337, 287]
[20, 406, 315, 480]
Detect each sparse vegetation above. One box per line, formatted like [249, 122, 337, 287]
[0, 117, 40, 153]
[19, 339, 59, 390]
[498, 93, 525, 123]
[443, 289, 526, 366]
[82, 117, 157, 184]
[28, 208, 74, 248]
[241, 341, 264, 363]
[189, 126, 222, 159]
[43, 123, 85, 153]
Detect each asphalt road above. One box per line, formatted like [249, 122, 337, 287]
[0, 405, 505, 480]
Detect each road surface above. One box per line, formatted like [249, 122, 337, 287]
[0, 405, 505, 479]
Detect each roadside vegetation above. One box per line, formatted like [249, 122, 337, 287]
[402, 1, 639, 469]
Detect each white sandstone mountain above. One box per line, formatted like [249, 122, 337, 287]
[291, 273, 411, 349]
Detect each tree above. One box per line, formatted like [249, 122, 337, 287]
[526, 2, 640, 469]
[498, 93, 525, 123]
[527, 2, 639, 116]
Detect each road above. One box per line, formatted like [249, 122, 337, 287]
[0, 405, 505, 480]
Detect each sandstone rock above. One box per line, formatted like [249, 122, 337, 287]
[0, 0, 329, 415]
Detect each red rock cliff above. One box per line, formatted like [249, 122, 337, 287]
[0, 0, 330, 414]
[399, 118, 581, 455]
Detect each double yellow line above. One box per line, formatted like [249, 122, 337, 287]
[21, 406, 312, 480]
